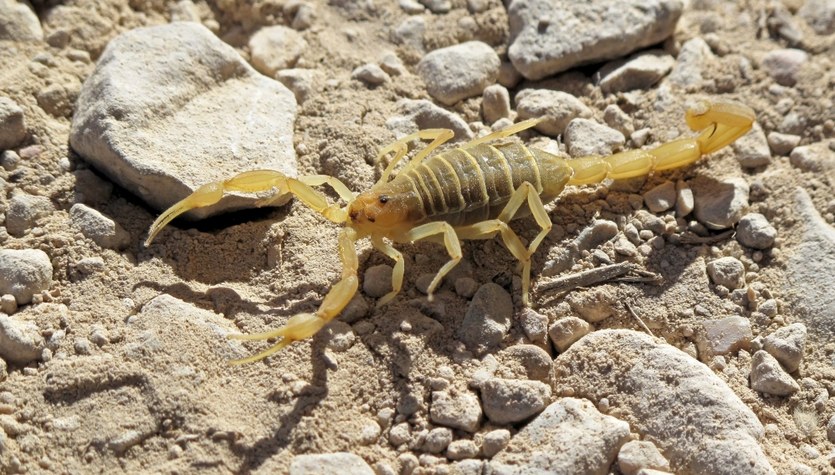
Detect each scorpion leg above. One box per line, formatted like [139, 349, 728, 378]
[455, 182, 551, 306]
[228, 227, 360, 364]
[377, 129, 454, 183]
[401, 221, 462, 300]
[461, 118, 542, 149]
[371, 236, 405, 307]
[145, 170, 349, 246]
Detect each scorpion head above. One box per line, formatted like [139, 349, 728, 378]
[348, 190, 413, 232]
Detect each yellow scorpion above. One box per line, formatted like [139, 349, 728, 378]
[145, 100, 755, 364]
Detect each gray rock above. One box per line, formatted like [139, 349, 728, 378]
[599, 50, 674, 94]
[698, 316, 752, 357]
[70, 204, 131, 250]
[762, 323, 806, 373]
[0, 314, 43, 364]
[454, 277, 479, 299]
[507, 0, 682, 80]
[675, 180, 694, 217]
[459, 283, 513, 354]
[496, 344, 552, 382]
[827, 415, 835, 443]
[516, 307, 548, 344]
[575, 220, 619, 252]
[482, 428, 511, 457]
[379, 52, 407, 77]
[762, 49, 807, 87]
[733, 123, 772, 168]
[362, 264, 393, 299]
[692, 176, 749, 230]
[0, 97, 26, 150]
[70, 22, 297, 220]
[706, 256, 746, 290]
[480, 378, 551, 425]
[289, 452, 374, 475]
[490, 398, 630, 475]
[417, 41, 500, 106]
[789, 143, 833, 172]
[0, 294, 16, 315]
[516, 89, 592, 136]
[1, 149, 20, 171]
[750, 350, 799, 396]
[419, 0, 450, 13]
[798, 0, 835, 35]
[565, 119, 625, 157]
[429, 389, 482, 432]
[0, 0, 43, 41]
[554, 330, 774, 475]
[603, 104, 634, 137]
[422, 427, 452, 454]
[667, 37, 713, 88]
[392, 16, 426, 53]
[399, 0, 425, 14]
[787, 188, 835, 341]
[482, 84, 511, 124]
[618, 440, 671, 475]
[276, 68, 318, 104]
[351, 63, 389, 86]
[0, 249, 52, 305]
[643, 181, 676, 213]
[6, 193, 54, 237]
[76, 256, 105, 274]
[386, 99, 473, 141]
[566, 288, 615, 323]
[766, 132, 800, 156]
[736, 213, 777, 249]
[249, 25, 307, 76]
[549, 316, 592, 353]
[446, 439, 478, 460]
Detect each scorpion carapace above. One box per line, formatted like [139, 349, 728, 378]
[145, 100, 755, 364]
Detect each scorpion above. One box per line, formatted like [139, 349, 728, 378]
[145, 100, 755, 364]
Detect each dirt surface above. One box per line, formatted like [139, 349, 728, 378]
[1, 0, 834, 474]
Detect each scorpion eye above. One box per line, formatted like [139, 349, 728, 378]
[379, 195, 389, 204]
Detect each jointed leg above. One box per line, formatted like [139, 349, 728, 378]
[402, 221, 462, 300]
[371, 235, 405, 307]
[377, 129, 454, 184]
[145, 170, 349, 246]
[455, 182, 551, 306]
[462, 118, 542, 149]
[228, 228, 360, 364]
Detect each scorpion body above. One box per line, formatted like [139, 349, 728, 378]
[146, 100, 755, 364]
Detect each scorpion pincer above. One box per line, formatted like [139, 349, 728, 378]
[145, 100, 755, 364]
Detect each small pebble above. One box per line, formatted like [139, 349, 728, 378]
[603, 104, 634, 137]
[454, 277, 479, 299]
[416, 41, 500, 106]
[548, 316, 592, 353]
[598, 50, 674, 94]
[750, 350, 800, 396]
[458, 283, 512, 354]
[249, 25, 307, 76]
[430, 389, 482, 433]
[789, 144, 829, 172]
[422, 427, 452, 454]
[389, 422, 411, 446]
[0, 313, 42, 364]
[379, 52, 407, 77]
[481, 84, 511, 124]
[699, 316, 752, 356]
[692, 177, 749, 230]
[363, 264, 393, 298]
[75, 256, 106, 274]
[762, 323, 806, 373]
[0, 97, 27, 150]
[766, 132, 800, 156]
[289, 452, 374, 475]
[617, 440, 671, 475]
[798, 0, 835, 35]
[0, 295, 17, 315]
[482, 429, 510, 457]
[516, 307, 548, 344]
[1, 150, 20, 171]
[276, 68, 317, 104]
[643, 181, 676, 213]
[827, 415, 835, 443]
[564, 119, 625, 157]
[70, 204, 131, 250]
[706, 256, 745, 290]
[74, 337, 92, 355]
[736, 213, 777, 249]
[446, 439, 478, 460]
[515, 89, 592, 136]
[6, 193, 54, 237]
[762, 49, 807, 87]
[0, 249, 53, 305]
[733, 123, 772, 168]
[351, 63, 389, 86]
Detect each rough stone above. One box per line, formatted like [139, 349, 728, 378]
[0, 0, 43, 41]
[750, 350, 799, 396]
[643, 181, 676, 213]
[289, 452, 374, 475]
[789, 143, 833, 173]
[565, 119, 625, 157]
[762, 49, 807, 87]
[706, 257, 746, 290]
[692, 176, 749, 230]
[70, 23, 297, 220]
[70, 204, 131, 250]
[417, 41, 500, 106]
[798, 0, 835, 35]
[0, 97, 27, 150]
[0, 249, 53, 305]
[599, 50, 674, 94]
[482, 84, 511, 124]
[733, 123, 772, 168]
[5, 193, 54, 237]
[363, 264, 393, 299]
[516, 90, 592, 136]
[386, 99, 473, 141]
[762, 323, 806, 373]
[459, 283, 513, 354]
[351, 63, 389, 86]
[480, 378, 551, 425]
[429, 389, 482, 432]
[618, 440, 671, 475]
[490, 398, 630, 474]
[675, 180, 694, 217]
[736, 213, 777, 249]
[549, 316, 592, 353]
[698, 316, 752, 356]
[667, 38, 713, 88]
[766, 132, 800, 156]
[507, 0, 682, 80]
[249, 25, 307, 76]
[0, 314, 43, 364]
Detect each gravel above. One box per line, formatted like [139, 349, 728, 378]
[351, 63, 389, 86]
[736, 213, 777, 249]
[70, 22, 298, 219]
[0, 249, 53, 305]
[416, 41, 500, 106]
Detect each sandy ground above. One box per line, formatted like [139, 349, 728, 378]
[1, 0, 835, 473]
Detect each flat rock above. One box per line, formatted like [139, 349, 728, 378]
[0, 249, 53, 305]
[766, 132, 800, 156]
[786, 188, 835, 341]
[417, 41, 500, 106]
[643, 181, 676, 213]
[70, 22, 298, 220]
[516, 89, 592, 136]
[507, 0, 682, 80]
[0, 96, 27, 150]
[692, 176, 749, 230]
[554, 330, 775, 475]
[618, 440, 671, 475]
[697, 315, 752, 357]
[548, 316, 592, 353]
[489, 398, 630, 475]
[289, 452, 374, 475]
[599, 50, 675, 94]
[70, 203, 131, 250]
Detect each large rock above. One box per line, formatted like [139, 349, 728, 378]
[507, 0, 682, 80]
[70, 22, 298, 220]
